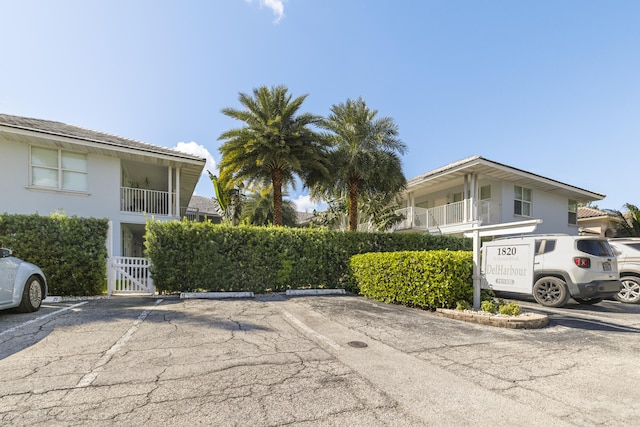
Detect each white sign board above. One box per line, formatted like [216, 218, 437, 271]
[482, 243, 534, 294]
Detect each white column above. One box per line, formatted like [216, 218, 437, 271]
[168, 166, 173, 216]
[464, 175, 469, 221]
[176, 166, 181, 218]
[106, 221, 115, 296]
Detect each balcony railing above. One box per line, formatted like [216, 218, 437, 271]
[121, 187, 174, 216]
[395, 200, 492, 232]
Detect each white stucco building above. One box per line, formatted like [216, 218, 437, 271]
[395, 156, 606, 236]
[0, 113, 207, 294]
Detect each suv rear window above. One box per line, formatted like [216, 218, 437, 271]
[577, 240, 614, 257]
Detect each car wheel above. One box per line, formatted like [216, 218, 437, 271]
[574, 297, 603, 305]
[533, 276, 569, 307]
[614, 276, 640, 304]
[17, 275, 44, 313]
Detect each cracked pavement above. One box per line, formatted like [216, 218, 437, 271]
[0, 295, 639, 426]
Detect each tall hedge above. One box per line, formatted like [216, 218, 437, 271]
[144, 221, 471, 294]
[350, 250, 473, 309]
[0, 213, 109, 296]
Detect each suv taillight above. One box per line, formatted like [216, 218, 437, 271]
[574, 257, 591, 268]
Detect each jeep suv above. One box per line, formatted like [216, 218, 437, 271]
[482, 234, 621, 307]
[608, 238, 640, 304]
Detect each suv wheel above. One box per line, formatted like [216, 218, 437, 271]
[533, 276, 570, 307]
[614, 276, 640, 304]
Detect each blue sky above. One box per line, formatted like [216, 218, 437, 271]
[1, 0, 638, 212]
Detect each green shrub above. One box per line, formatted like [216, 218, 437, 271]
[498, 302, 522, 316]
[350, 250, 473, 309]
[0, 213, 109, 296]
[456, 300, 470, 310]
[480, 300, 496, 313]
[144, 221, 471, 294]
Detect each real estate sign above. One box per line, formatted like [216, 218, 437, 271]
[482, 242, 534, 294]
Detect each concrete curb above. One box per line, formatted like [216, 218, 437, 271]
[180, 292, 255, 299]
[435, 308, 549, 329]
[285, 289, 346, 296]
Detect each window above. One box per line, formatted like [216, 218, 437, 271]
[514, 185, 532, 216]
[577, 240, 614, 257]
[568, 200, 577, 225]
[480, 185, 491, 200]
[453, 192, 463, 203]
[31, 147, 87, 191]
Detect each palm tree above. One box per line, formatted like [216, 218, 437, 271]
[218, 85, 329, 226]
[312, 98, 407, 231]
[241, 187, 298, 227]
[207, 171, 244, 225]
[613, 203, 640, 237]
[311, 192, 404, 232]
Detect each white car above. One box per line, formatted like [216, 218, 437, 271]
[608, 238, 640, 304]
[482, 234, 621, 307]
[0, 248, 48, 312]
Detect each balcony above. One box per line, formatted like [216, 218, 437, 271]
[394, 200, 492, 233]
[120, 187, 175, 216]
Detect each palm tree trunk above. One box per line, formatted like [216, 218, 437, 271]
[272, 169, 284, 226]
[348, 178, 359, 231]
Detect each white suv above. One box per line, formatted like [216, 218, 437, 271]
[608, 238, 640, 304]
[482, 234, 621, 307]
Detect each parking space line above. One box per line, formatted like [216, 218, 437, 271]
[0, 301, 88, 338]
[281, 309, 343, 351]
[76, 299, 163, 388]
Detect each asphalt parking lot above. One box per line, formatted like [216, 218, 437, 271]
[1, 294, 639, 426]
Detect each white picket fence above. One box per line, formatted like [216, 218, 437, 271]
[108, 256, 155, 295]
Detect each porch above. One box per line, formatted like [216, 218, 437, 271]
[394, 200, 492, 233]
[120, 187, 193, 218]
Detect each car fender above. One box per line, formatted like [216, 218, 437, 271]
[11, 259, 48, 305]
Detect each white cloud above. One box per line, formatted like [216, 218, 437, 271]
[174, 141, 218, 198]
[290, 194, 325, 213]
[246, 0, 285, 23]
[173, 141, 217, 175]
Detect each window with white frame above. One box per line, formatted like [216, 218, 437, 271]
[568, 199, 577, 225]
[514, 185, 532, 216]
[31, 146, 87, 192]
[480, 185, 491, 200]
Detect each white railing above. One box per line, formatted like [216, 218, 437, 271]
[479, 200, 492, 223]
[429, 201, 465, 227]
[109, 256, 155, 295]
[395, 207, 434, 231]
[121, 187, 173, 215]
[395, 200, 491, 232]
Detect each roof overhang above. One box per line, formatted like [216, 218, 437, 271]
[0, 123, 206, 205]
[405, 156, 605, 203]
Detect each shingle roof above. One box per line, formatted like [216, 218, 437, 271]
[0, 113, 204, 161]
[187, 195, 222, 216]
[578, 206, 611, 219]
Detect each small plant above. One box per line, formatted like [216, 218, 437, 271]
[499, 302, 522, 316]
[481, 300, 496, 313]
[456, 300, 470, 311]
